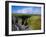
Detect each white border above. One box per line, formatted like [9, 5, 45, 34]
[9, 3, 44, 35]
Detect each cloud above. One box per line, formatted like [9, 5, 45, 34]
[16, 8, 33, 14]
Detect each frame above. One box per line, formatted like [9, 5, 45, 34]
[5, 1, 45, 36]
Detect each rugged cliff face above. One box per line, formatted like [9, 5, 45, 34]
[12, 16, 30, 31]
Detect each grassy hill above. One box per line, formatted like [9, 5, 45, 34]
[27, 16, 41, 30]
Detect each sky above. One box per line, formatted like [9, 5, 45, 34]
[12, 6, 41, 14]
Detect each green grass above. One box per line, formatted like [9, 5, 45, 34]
[27, 16, 41, 30]
[12, 13, 40, 17]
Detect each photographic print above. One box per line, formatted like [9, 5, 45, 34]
[5, 1, 45, 36]
[12, 5, 41, 31]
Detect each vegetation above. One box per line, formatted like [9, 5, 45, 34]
[27, 16, 41, 30]
[12, 13, 41, 30]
